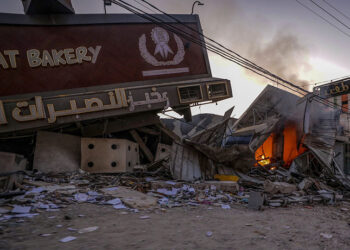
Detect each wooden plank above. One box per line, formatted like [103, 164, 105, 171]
[136, 127, 160, 136]
[129, 129, 154, 163]
[156, 122, 181, 142]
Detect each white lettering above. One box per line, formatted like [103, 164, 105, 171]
[88, 46, 102, 64]
[41, 50, 55, 67]
[76, 47, 91, 63]
[4, 50, 19, 68]
[0, 52, 9, 69]
[64, 48, 78, 65]
[27, 49, 41, 68]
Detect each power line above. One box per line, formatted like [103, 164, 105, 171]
[309, 0, 350, 30]
[295, 0, 350, 38]
[139, 0, 309, 94]
[133, 0, 155, 14]
[111, 0, 350, 113]
[110, 0, 307, 96]
[321, 0, 350, 22]
[114, 0, 350, 113]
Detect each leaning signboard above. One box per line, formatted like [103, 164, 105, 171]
[0, 14, 231, 135]
[314, 77, 350, 98]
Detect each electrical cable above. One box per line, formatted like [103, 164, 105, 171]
[295, 0, 350, 38]
[111, 0, 350, 114]
[309, 0, 350, 30]
[136, 0, 350, 114]
[110, 0, 308, 97]
[321, 0, 350, 22]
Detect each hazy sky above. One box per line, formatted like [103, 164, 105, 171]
[1, 0, 349, 117]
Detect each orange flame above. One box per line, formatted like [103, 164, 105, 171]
[255, 123, 307, 168]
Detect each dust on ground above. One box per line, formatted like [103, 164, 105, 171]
[1, 203, 350, 250]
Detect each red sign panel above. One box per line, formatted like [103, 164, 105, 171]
[0, 20, 209, 97]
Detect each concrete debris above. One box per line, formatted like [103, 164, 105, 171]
[11, 205, 31, 214]
[248, 192, 264, 210]
[320, 233, 333, 239]
[33, 131, 80, 174]
[264, 180, 297, 194]
[139, 215, 150, 219]
[78, 226, 99, 234]
[101, 186, 158, 209]
[206, 231, 213, 237]
[59, 236, 77, 243]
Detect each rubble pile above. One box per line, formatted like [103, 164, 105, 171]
[2, 160, 350, 222]
[0, 171, 244, 222]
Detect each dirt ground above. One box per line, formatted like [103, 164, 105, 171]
[1, 203, 350, 250]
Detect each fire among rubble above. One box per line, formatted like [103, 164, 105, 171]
[255, 122, 307, 167]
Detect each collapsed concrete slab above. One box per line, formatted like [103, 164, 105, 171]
[33, 131, 80, 173]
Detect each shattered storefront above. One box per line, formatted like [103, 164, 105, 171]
[0, 0, 233, 177]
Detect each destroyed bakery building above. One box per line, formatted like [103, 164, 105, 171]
[0, 0, 232, 176]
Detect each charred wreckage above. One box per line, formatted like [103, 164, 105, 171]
[1, 1, 350, 217]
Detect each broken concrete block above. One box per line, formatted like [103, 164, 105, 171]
[81, 138, 139, 173]
[298, 178, 314, 191]
[264, 180, 297, 194]
[155, 143, 171, 161]
[0, 151, 27, 173]
[100, 186, 157, 209]
[33, 131, 80, 173]
[248, 191, 264, 210]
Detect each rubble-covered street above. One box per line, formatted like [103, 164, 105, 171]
[2, 203, 350, 250]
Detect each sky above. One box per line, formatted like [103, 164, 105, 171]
[1, 0, 349, 118]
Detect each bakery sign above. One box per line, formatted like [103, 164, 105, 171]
[316, 78, 350, 98]
[0, 46, 101, 69]
[0, 15, 210, 98]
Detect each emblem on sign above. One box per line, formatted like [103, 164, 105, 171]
[139, 27, 185, 66]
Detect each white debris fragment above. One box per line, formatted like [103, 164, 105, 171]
[78, 226, 99, 234]
[320, 233, 333, 239]
[12, 205, 31, 214]
[221, 204, 231, 209]
[113, 204, 127, 210]
[26, 187, 45, 194]
[139, 215, 150, 219]
[182, 185, 195, 193]
[40, 234, 52, 237]
[156, 188, 178, 196]
[158, 197, 169, 203]
[59, 236, 77, 243]
[74, 193, 89, 202]
[106, 198, 122, 205]
[56, 224, 63, 228]
[104, 187, 118, 191]
[67, 227, 78, 231]
[87, 191, 100, 196]
[206, 231, 213, 237]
